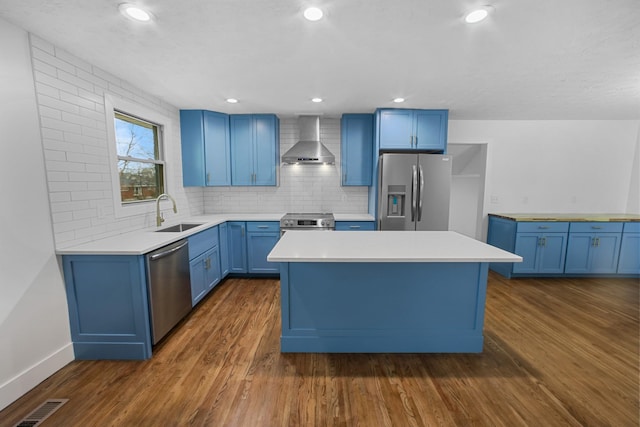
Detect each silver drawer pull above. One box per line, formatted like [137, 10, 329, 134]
[591, 226, 602, 229]
[258, 225, 270, 229]
[350, 225, 361, 229]
[538, 226, 549, 229]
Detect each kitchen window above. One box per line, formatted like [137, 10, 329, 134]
[114, 111, 165, 203]
[105, 94, 175, 218]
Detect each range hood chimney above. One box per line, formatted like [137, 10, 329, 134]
[281, 116, 335, 165]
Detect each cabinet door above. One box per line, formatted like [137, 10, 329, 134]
[247, 231, 280, 273]
[589, 233, 621, 274]
[205, 246, 221, 290]
[513, 233, 541, 273]
[414, 110, 447, 152]
[341, 114, 373, 186]
[230, 115, 254, 185]
[564, 234, 593, 274]
[253, 115, 278, 185]
[378, 109, 413, 149]
[219, 222, 230, 277]
[618, 233, 640, 274]
[190, 252, 208, 306]
[227, 221, 247, 273]
[203, 111, 231, 186]
[538, 234, 567, 274]
[180, 110, 206, 186]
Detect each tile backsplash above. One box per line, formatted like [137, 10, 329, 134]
[30, 34, 369, 249]
[204, 118, 369, 214]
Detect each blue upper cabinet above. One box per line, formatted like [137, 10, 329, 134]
[377, 109, 448, 152]
[180, 110, 231, 186]
[230, 114, 279, 186]
[341, 114, 374, 186]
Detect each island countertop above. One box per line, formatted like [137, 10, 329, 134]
[268, 231, 522, 263]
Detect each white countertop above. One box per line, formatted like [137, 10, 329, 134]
[56, 213, 375, 255]
[268, 231, 522, 263]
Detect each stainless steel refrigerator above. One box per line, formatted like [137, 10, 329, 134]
[377, 153, 452, 231]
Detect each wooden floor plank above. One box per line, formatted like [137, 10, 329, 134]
[1, 274, 638, 426]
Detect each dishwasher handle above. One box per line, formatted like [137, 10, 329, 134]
[149, 240, 188, 261]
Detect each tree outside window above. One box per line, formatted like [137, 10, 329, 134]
[114, 112, 165, 203]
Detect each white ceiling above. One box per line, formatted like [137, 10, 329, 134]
[1, 0, 639, 119]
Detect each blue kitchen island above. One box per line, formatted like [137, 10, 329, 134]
[268, 231, 521, 353]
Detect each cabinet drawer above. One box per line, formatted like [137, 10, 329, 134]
[569, 222, 623, 233]
[335, 221, 375, 231]
[516, 222, 569, 233]
[188, 226, 219, 259]
[247, 221, 279, 232]
[623, 222, 640, 233]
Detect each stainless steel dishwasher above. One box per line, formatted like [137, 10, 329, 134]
[146, 239, 191, 345]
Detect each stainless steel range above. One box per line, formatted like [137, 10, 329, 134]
[280, 213, 335, 235]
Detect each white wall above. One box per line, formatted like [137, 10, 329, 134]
[204, 118, 369, 214]
[449, 120, 640, 215]
[626, 128, 640, 213]
[0, 18, 73, 411]
[30, 35, 204, 249]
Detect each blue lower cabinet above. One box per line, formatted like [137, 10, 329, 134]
[512, 232, 567, 274]
[226, 221, 280, 275]
[617, 223, 640, 274]
[188, 226, 222, 306]
[62, 255, 152, 360]
[487, 216, 636, 277]
[189, 247, 221, 306]
[219, 222, 230, 277]
[335, 221, 375, 231]
[228, 221, 248, 273]
[247, 222, 280, 274]
[565, 223, 623, 274]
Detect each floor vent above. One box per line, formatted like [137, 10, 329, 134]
[13, 399, 69, 427]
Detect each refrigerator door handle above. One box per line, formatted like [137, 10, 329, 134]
[411, 165, 417, 222]
[418, 164, 424, 221]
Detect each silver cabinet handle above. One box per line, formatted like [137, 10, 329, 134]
[349, 225, 361, 229]
[538, 226, 549, 229]
[258, 225, 269, 229]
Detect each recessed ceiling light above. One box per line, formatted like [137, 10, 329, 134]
[393, 98, 405, 103]
[226, 98, 238, 103]
[303, 7, 324, 21]
[465, 7, 492, 24]
[311, 97, 323, 103]
[119, 3, 153, 22]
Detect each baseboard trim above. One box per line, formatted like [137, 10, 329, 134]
[0, 343, 74, 411]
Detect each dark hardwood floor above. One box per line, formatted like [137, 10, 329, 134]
[1, 273, 638, 426]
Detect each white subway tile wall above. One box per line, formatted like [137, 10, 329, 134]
[30, 35, 369, 249]
[30, 35, 202, 249]
[204, 118, 369, 214]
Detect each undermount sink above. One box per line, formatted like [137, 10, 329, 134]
[155, 223, 204, 232]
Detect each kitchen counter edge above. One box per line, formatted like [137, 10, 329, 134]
[489, 213, 640, 222]
[56, 213, 376, 256]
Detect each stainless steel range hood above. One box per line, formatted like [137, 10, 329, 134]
[281, 116, 335, 164]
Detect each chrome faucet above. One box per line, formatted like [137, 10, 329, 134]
[156, 193, 177, 227]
